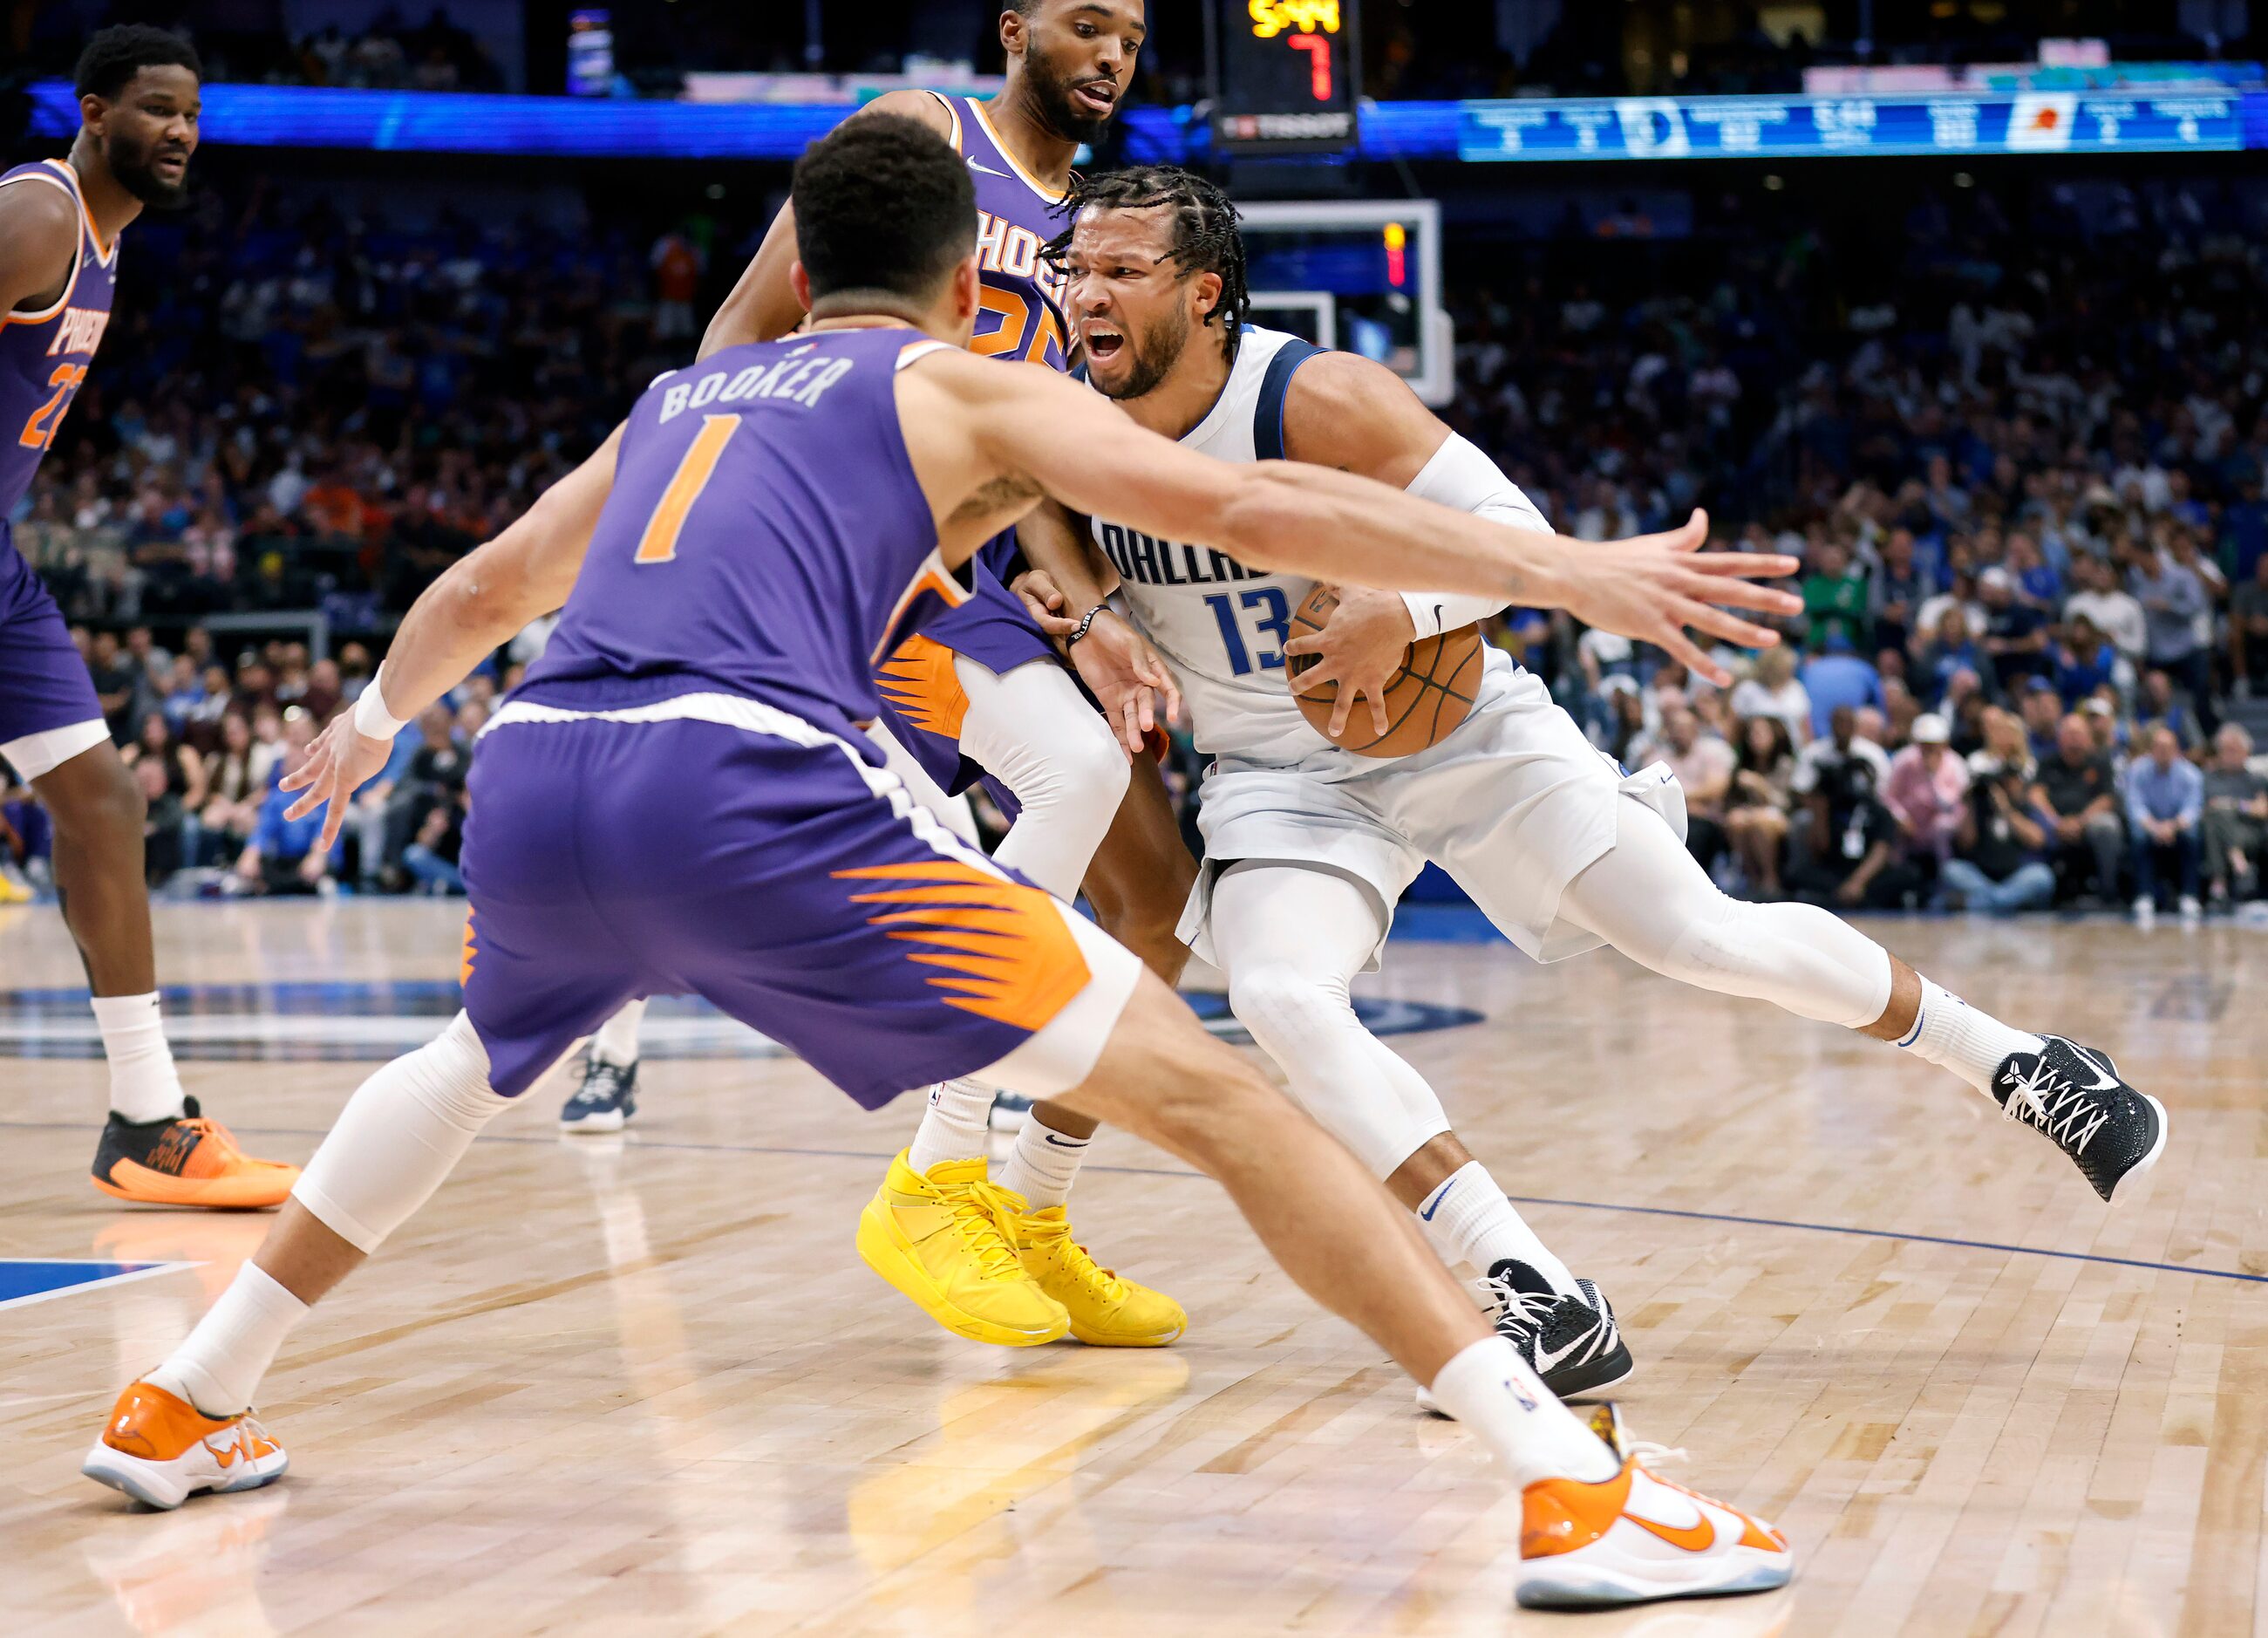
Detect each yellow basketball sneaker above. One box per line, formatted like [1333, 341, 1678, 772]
[1010, 1205, 1186, 1347]
[857, 1152, 1068, 1347]
[83, 1382, 289, 1511]
[1516, 1406, 1792, 1609]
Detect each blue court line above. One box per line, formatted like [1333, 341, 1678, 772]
[12, 1119, 2257, 1287]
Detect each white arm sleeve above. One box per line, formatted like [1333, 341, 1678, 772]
[1398, 432, 1551, 638]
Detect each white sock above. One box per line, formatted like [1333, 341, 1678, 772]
[999, 1116, 1088, 1209]
[1428, 1335, 1619, 1488]
[906, 1078, 993, 1175]
[91, 993, 187, 1124]
[146, 1263, 309, 1417]
[1414, 1162, 1577, 1296]
[590, 998, 646, 1068]
[1896, 978, 2042, 1096]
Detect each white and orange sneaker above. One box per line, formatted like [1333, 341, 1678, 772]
[83, 1382, 289, 1511]
[1516, 1406, 1792, 1609]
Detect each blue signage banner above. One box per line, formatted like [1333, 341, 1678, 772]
[22, 80, 2263, 166]
[1455, 91, 2249, 163]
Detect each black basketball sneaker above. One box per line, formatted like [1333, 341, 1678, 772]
[1416, 1262, 1634, 1414]
[559, 1057, 638, 1133]
[1992, 1035, 2166, 1204]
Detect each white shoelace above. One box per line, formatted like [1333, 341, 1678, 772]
[1473, 1275, 1562, 1337]
[1999, 1063, 2111, 1154]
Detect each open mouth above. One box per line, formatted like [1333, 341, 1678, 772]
[1084, 322, 1127, 364]
[154, 152, 189, 178]
[1073, 79, 1118, 117]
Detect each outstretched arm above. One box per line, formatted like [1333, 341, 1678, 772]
[698, 90, 957, 359]
[937, 355, 1801, 676]
[281, 427, 624, 845]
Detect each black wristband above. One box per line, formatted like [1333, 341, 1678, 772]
[1065, 604, 1111, 647]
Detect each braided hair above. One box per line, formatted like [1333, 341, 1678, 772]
[1044, 165, 1251, 362]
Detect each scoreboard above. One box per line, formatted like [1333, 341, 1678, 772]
[1209, 0, 1361, 155]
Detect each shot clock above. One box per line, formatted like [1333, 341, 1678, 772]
[1208, 0, 1362, 155]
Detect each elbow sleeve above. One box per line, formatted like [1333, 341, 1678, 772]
[1399, 433, 1550, 637]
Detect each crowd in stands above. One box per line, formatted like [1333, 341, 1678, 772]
[5, 159, 2267, 917]
[1452, 169, 2268, 920]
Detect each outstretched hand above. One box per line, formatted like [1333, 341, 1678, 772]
[279, 713, 398, 855]
[1566, 510, 1801, 687]
[1069, 611, 1182, 757]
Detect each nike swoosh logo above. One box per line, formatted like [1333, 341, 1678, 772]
[1535, 1328, 1594, 1374]
[2064, 1043, 2121, 1092]
[967, 158, 1012, 178]
[1419, 1178, 1457, 1220]
[1043, 1133, 1085, 1148]
[1627, 1508, 1715, 1553]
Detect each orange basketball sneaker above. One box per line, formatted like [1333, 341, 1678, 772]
[1516, 1405, 1793, 1609]
[83, 1381, 289, 1510]
[91, 1097, 299, 1209]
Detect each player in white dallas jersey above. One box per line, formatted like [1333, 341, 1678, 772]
[1024, 167, 2169, 1407]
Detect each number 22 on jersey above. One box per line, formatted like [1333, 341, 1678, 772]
[633, 414, 741, 564]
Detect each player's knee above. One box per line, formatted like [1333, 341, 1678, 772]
[1024, 716, 1128, 820]
[51, 747, 146, 840]
[1652, 889, 1756, 990]
[1226, 959, 1352, 1055]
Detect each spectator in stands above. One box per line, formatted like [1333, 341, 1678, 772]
[1917, 604, 1987, 709]
[1788, 752, 1916, 910]
[232, 712, 339, 896]
[2018, 679, 2063, 762]
[200, 713, 264, 865]
[1798, 632, 1883, 739]
[650, 228, 705, 342]
[1801, 537, 1870, 655]
[86, 630, 140, 744]
[2135, 669, 2202, 753]
[120, 713, 208, 855]
[2006, 530, 2060, 610]
[2129, 535, 2216, 734]
[2064, 554, 2146, 660]
[2231, 554, 2268, 699]
[2202, 724, 2266, 908]
[1646, 704, 1733, 872]
[2033, 713, 2125, 904]
[2051, 615, 2119, 709]
[133, 757, 186, 888]
[1870, 527, 1925, 661]
[1968, 704, 2036, 783]
[1883, 713, 1968, 868]
[1943, 755, 2057, 917]
[1728, 645, 1810, 744]
[1725, 714, 1795, 900]
[2126, 725, 2204, 924]
[1977, 566, 2049, 691]
[376, 706, 472, 892]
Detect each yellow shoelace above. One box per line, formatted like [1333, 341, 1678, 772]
[945, 1179, 1032, 1281]
[1020, 1215, 1129, 1301]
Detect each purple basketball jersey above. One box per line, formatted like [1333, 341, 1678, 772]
[935, 93, 1073, 372]
[0, 160, 119, 521]
[517, 326, 968, 745]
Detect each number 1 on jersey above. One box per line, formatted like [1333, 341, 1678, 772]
[634, 413, 741, 564]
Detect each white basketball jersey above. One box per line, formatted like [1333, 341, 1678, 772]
[1090, 326, 1345, 764]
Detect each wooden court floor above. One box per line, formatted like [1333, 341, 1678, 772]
[2, 899, 2263, 1636]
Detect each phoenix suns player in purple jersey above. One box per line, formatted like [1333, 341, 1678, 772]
[0, 27, 297, 1210]
[84, 121, 1800, 1609]
[562, 0, 1207, 1353]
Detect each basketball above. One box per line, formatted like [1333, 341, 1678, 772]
[1286, 586, 1484, 756]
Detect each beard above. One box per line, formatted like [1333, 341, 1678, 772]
[1024, 50, 1113, 145]
[106, 133, 192, 209]
[1094, 304, 1191, 402]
